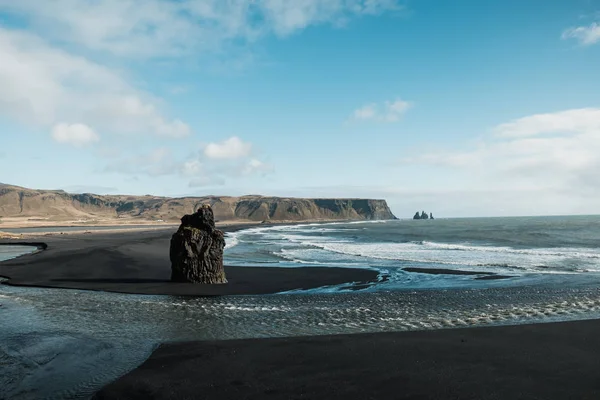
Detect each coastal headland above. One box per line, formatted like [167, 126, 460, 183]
[0, 183, 396, 229]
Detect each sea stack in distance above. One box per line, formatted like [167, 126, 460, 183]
[170, 204, 228, 284]
[413, 211, 432, 220]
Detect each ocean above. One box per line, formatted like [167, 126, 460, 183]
[224, 216, 600, 290]
[2, 216, 600, 398]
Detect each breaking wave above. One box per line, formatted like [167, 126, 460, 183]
[224, 218, 600, 289]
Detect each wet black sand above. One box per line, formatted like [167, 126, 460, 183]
[94, 318, 600, 400]
[0, 227, 379, 295]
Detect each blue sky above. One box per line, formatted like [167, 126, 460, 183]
[1, 0, 599, 217]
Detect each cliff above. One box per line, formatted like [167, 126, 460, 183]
[0, 184, 396, 223]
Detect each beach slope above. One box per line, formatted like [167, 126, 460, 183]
[94, 318, 600, 399]
[0, 229, 379, 295]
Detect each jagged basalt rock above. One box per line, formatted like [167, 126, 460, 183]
[413, 210, 434, 220]
[170, 205, 227, 284]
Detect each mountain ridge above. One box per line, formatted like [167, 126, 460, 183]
[0, 183, 396, 223]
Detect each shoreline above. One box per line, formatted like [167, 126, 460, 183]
[0, 221, 294, 260]
[0, 227, 380, 296]
[0, 219, 361, 240]
[0, 217, 372, 230]
[93, 317, 600, 399]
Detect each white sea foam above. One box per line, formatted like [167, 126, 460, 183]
[224, 232, 240, 249]
[257, 231, 600, 275]
[414, 241, 600, 259]
[319, 241, 596, 271]
[225, 218, 600, 283]
[221, 305, 292, 312]
[275, 249, 368, 268]
[234, 219, 389, 235]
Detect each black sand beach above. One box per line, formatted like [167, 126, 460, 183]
[94, 318, 600, 400]
[0, 228, 379, 295]
[3, 226, 600, 399]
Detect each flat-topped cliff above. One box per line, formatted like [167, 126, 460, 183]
[0, 184, 396, 223]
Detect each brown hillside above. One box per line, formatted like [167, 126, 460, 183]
[0, 184, 396, 224]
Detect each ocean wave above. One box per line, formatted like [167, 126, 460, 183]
[271, 237, 600, 274]
[290, 236, 600, 261]
[224, 233, 240, 249]
[232, 220, 390, 235]
[411, 241, 600, 259]
[225, 219, 600, 280]
[275, 249, 370, 268]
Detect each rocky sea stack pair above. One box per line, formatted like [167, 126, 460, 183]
[170, 204, 228, 284]
[413, 211, 434, 220]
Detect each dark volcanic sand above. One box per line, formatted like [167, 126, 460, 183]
[0, 228, 379, 295]
[93, 318, 600, 400]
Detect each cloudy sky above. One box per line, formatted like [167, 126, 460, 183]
[1, 0, 599, 217]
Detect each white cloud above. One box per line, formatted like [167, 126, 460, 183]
[204, 137, 253, 159]
[181, 160, 204, 177]
[494, 108, 600, 138]
[0, 0, 403, 148]
[241, 158, 273, 176]
[51, 123, 100, 147]
[562, 22, 600, 45]
[400, 107, 600, 201]
[181, 158, 229, 187]
[0, 27, 190, 140]
[0, 0, 404, 58]
[259, 0, 403, 36]
[353, 104, 377, 120]
[105, 136, 272, 185]
[90, 95, 190, 138]
[105, 147, 179, 176]
[352, 99, 412, 122]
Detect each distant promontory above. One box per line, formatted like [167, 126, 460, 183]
[0, 183, 396, 224]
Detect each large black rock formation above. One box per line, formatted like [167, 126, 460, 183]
[170, 205, 227, 284]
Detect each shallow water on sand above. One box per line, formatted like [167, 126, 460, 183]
[3, 282, 600, 399]
[0, 245, 37, 262]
